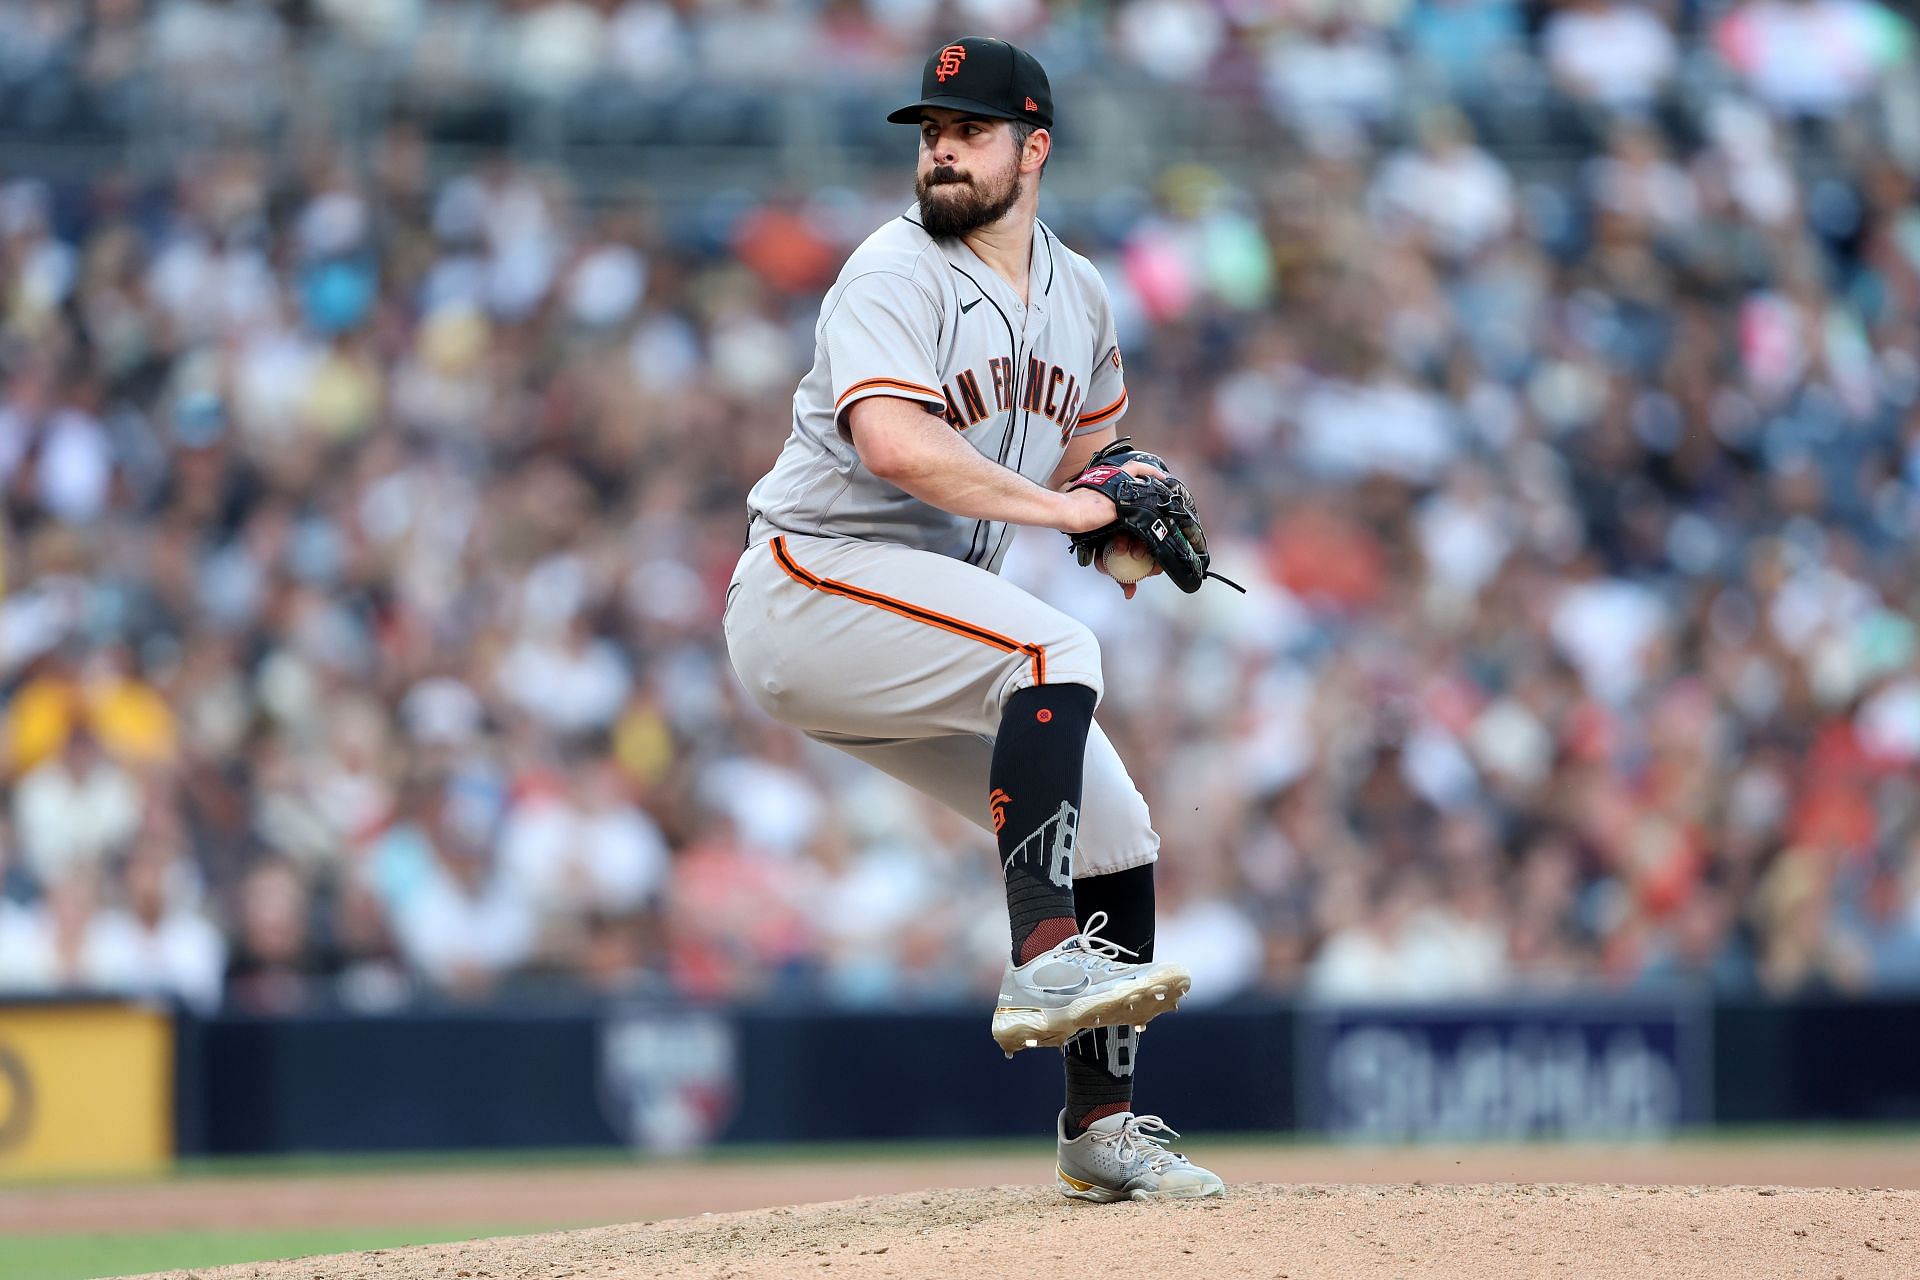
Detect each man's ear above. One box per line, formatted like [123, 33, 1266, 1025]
[1023, 128, 1051, 173]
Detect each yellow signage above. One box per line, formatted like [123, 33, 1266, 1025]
[0, 1003, 173, 1178]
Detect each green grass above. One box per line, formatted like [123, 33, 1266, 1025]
[9, 1120, 1920, 1191]
[0, 1225, 545, 1280]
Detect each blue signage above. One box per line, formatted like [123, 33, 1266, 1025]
[1298, 1000, 1711, 1142]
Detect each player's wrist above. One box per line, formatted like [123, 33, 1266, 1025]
[1054, 488, 1113, 535]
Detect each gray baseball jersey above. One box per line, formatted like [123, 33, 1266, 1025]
[726, 203, 1158, 878]
[744, 201, 1129, 572]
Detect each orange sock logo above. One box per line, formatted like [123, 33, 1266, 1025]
[936, 44, 968, 82]
[989, 788, 1012, 833]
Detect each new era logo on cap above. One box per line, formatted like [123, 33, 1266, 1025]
[1025, 96, 1038, 112]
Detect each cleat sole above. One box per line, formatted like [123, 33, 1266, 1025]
[991, 967, 1191, 1054]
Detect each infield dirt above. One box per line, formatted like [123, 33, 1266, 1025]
[7, 1140, 1918, 1280]
[113, 1182, 1919, 1280]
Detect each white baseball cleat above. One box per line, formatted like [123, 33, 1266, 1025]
[1055, 1110, 1227, 1202]
[990, 912, 1190, 1056]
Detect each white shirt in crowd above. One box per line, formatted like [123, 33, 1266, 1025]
[699, 756, 826, 860]
[12, 757, 143, 885]
[1118, 0, 1227, 82]
[81, 907, 228, 1012]
[1550, 577, 1668, 704]
[1721, 0, 1898, 118]
[1369, 143, 1514, 260]
[1153, 896, 1265, 1006]
[0, 899, 227, 1011]
[391, 864, 538, 987]
[0, 901, 60, 990]
[1544, 1, 1678, 112]
[495, 634, 631, 735]
[1307, 907, 1510, 1002]
[496, 790, 669, 916]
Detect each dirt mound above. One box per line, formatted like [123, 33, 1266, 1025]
[132, 1182, 1918, 1280]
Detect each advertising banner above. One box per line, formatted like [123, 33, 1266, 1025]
[598, 1004, 739, 1154]
[0, 1002, 173, 1177]
[1297, 999, 1711, 1142]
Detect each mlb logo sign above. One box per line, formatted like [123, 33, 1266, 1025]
[599, 1008, 739, 1153]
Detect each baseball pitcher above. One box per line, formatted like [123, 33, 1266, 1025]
[724, 36, 1228, 1201]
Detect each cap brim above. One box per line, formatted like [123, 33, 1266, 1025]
[886, 95, 1028, 125]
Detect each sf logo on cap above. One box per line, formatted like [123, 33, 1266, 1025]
[936, 44, 967, 81]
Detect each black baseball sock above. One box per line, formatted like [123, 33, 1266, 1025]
[1063, 863, 1155, 1137]
[992, 683, 1097, 966]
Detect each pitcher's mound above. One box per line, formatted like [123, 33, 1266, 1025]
[138, 1182, 1917, 1280]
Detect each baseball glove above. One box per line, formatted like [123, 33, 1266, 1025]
[1065, 438, 1245, 594]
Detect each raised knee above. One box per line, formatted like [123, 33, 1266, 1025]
[1031, 620, 1102, 701]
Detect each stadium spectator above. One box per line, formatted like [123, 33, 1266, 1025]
[80, 835, 227, 1013]
[1541, 0, 1679, 117]
[1713, 0, 1913, 120]
[1367, 107, 1515, 261]
[1404, 0, 1528, 101]
[224, 858, 320, 1014]
[11, 725, 143, 887]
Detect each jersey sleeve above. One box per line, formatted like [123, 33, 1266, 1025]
[824, 271, 947, 433]
[1072, 279, 1128, 437]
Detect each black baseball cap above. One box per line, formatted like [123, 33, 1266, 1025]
[886, 36, 1053, 130]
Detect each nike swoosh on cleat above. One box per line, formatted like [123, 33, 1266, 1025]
[1036, 976, 1090, 996]
[960, 297, 981, 314]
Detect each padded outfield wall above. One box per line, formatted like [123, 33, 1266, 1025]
[6, 994, 1919, 1173]
[168, 995, 1920, 1158]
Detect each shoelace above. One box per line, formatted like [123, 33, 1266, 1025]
[1100, 1114, 1187, 1173]
[1059, 911, 1140, 973]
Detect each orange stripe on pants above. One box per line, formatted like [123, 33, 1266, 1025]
[769, 536, 1048, 687]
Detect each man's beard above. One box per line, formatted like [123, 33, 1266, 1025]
[915, 163, 1022, 239]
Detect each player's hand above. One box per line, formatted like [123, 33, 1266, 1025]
[1056, 460, 1171, 534]
[1096, 532, 1164, 601]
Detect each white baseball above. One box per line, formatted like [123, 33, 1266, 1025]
[1101, 540, 1157, 585]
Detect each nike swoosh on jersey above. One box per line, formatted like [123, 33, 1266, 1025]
[960, 297, 981, 314]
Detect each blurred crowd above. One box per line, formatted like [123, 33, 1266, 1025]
[2, 0, 1920, 1014]
[6, 1, 1917, 161]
